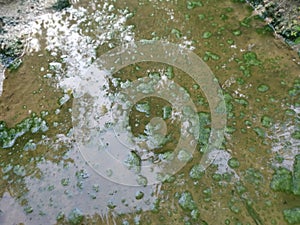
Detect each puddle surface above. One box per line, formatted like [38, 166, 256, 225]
[0, 0, 299, 224]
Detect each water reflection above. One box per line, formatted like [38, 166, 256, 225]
[0, 0, 299, 224]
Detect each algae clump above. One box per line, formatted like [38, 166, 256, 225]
[178, 191, 197, 211]
[270, 167, 293, 193]
[283, 208, 300, 224]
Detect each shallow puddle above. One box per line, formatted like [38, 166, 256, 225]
[0, 0, 299, 224]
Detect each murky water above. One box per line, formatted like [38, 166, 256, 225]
[0, 0, 299, 224]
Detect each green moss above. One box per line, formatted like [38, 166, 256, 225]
[270, 167, 292, 193]
[283, 208, 300, 224]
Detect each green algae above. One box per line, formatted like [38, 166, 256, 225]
[124, 151, 141, 173]
[61, 178, 70, 186]
[56, 211, 65, 221]
[177, 149, 193, 162]
[257, 84, 270, 93]
[0, 38, 24, 68]
[189, 164, 205, 180]
[191, 208, 200, 220]
[0, 113, 49, 149]
[171, 28, 182, 39]
[162, 106, 172, 120]
[228, 157, 240, 169]
[292, 155, 300, 195]
[204, 51, 220, 61]
[202, 31, 212, 39]
[233, 30, 242, 36]
[243, 51, 261, 66]
[234, 98, 249, 107]
[0, 0, 299, 224]
[165, 66, 174, 79]
[253, 127, 265, 138]
[283, 208, 300, 224]
[135, 191, 144, 200]
[68, 208, 84, 225]
[261, 115, 273, 128]
[135, 102, 151, 116]
[186, 1, 203, 9]
[244, 200, 263, 225]
[288, 79, 300, 97]
[270, 155, 300, 196]
[8, 58, 22, 71]
[24, 206, 33, 214]
[292, 131, 300, 140]
[270, 167, 293, 193]
[178, 191, 197, 211]
[245, 168, 264, 187]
